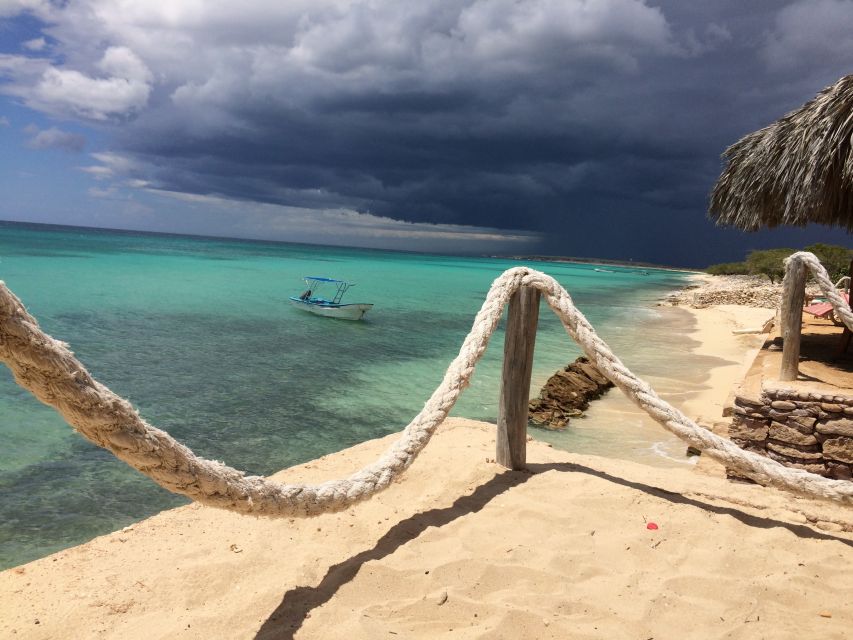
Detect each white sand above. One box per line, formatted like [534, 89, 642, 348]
[679, 304, 773, 423]
[2, 304, 851, 640]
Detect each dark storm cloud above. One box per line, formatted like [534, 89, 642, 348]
[3, 0, 853, 264]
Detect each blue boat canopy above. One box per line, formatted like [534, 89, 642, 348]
[297, 276, 358, 304]
[304, 276, 352, 284]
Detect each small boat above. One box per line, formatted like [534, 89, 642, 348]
[594, 267, 615, 273]
[289, 276, 373, 321]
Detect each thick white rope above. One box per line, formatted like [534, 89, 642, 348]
[783, 251, 853, 331]
[1, 259, 852, 517]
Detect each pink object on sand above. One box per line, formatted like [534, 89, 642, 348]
[804, 293, 849, 320]
[647, 522, 659, 530]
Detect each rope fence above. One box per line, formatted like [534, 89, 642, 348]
[1, 251, 852, 516]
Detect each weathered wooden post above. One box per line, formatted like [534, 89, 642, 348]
[780, 259, 806, 381]
[497, 285, 540, 469]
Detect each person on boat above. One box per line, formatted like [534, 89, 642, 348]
[300, 289, 312, 301]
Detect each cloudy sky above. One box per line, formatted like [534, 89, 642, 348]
[1, 0, 852, 266]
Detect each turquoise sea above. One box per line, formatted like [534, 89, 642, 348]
[0, 221, 697, 569]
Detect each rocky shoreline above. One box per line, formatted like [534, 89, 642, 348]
[664, 273, 820, 309]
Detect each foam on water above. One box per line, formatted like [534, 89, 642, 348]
[649, 441, 699, 465]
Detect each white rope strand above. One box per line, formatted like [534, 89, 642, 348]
[1, 259, 852, 517]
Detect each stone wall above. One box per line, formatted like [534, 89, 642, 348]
[729, 389, 853, 481]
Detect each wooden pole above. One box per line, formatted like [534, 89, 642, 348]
[497, 285, 540, 469]
[780, 260, 807, 381]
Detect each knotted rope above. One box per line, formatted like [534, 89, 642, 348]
[1, 257, 852, 516]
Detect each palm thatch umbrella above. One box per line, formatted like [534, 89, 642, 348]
[709, 75, 853, 231]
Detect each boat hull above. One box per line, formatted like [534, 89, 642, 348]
[288, 297, 373, 320]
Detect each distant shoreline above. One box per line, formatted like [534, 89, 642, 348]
[1, 219, 703, 270]
[493, 254, 702, 273]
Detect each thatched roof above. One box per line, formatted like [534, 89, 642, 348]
[709, 75, 853, 232]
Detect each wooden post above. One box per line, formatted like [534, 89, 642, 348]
[497, 285, 540, 469]
[780, 259, 807, 381]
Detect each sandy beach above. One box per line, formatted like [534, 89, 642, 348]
[2, 289, 852, 639]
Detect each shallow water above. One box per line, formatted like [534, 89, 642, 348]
[533, 304, 734, 465]
[0, 221, 693, 568]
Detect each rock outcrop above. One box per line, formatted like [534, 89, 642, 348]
[528, 356, 613, 429]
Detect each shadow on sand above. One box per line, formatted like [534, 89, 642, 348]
[254, 461, 851, 639]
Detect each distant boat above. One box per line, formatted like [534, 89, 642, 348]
[594, 267, 615, 273]
[289, 276, 373, 321]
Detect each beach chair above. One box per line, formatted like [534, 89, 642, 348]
[803, 294, 848, 322]
[802, 260, 853, 355]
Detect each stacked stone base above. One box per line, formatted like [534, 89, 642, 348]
[729, 389, 853, 482]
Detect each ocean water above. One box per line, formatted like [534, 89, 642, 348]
[0, 221, 697, 569]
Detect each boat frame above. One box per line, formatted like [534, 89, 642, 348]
[288, 276, 373, 321]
